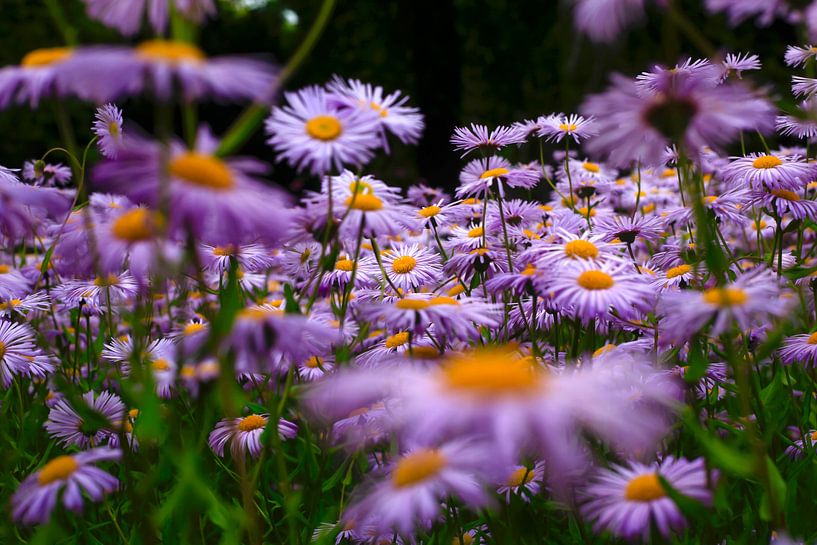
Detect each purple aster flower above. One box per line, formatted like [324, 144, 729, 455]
[572, 0, 646, 43]
[785, 45, 817, 67]
[719, 52, 761, 81]
[457, 156, 540, 198]
[342, 440, 491, 534]
[720, 153, 815, 191]
[0, 320, 54, 388]
[44, 390, 126, 449]
[12, 448, 121, 525]
[547, 259, 655, 323]
[651, 262, 704, 290]
[22, 161, 72, 188]
[581, 456, 715, 542]
[208, 414, 297, 459]
[92, 104, 124, 159]
[407, 183, 450, 207]
[747, 187, 817, 219]
[705, 0, 783, 27]
[0, 264, 33, 299]
[776, 98, 817, 139]
[538, 113, 598, 143]
[370, 243, 442, 291]
[81, 0, 215, 36]
[0, 47, 76, 108]
[450, 123, 527, 157]
[496, 461, 545, 502]
[784, 430, 817, 459]
[0, 291, 51, 318]
[266, 85, 381, 175]
[528, 228, 625, 269]
[778, 331, 817, 366]
[327, 76, 424, 150]
[93, 128, 292, 246]
[593, 214, 664, 244]
[581, 67, 775, 168]
[62, 41, 277, 104]
[658, 267, 789, 343]
[792, 75, 817, 99]
[53, 273, 139, 315]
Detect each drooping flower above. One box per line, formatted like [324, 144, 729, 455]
[572, 0, 647, 43]
[450, 123, 527, 156]
[92, 104, 125, 159]
[80, 0, 215, 35]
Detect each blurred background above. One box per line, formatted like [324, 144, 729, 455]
[0, 0, 803, 193]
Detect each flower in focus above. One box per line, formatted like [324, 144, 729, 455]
[778, 332, 817, 367]
[208, 414, 298, 459]
[12, 448, 121, 525]
[0, 320, 54, 388]
[537, 113, 598, 144]
[721, 153, 815, 191]
[581, 456, 714, 541]
[92, 104, 125, 158]
[457, 156, 540, 198]
[266, 85, 381, 175]
[450, 123, 527, 156]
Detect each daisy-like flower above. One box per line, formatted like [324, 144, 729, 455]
[328, 76, 424, 149]
[784, 430, 817, 459]
[582, 66, 775, 168]
[776, 99, 817, 140]
[310, 347, 676, 487]
[373, 243, 442, 291]
[450, 123, 527, 156]
[547, 259, 655, 323]
[651, 263, 703, 290]
[266, 85, 381, 175]
[721, 153, 816, 191]
[786, 45, 817, 68]
[778, 331, 817, 367]
[298, 354, 335, 381]
[530, 229, 625, 269]
[54, 273, 139, 314]
[537, 113, 597, 143]
[747, 187, 817, 219]
[792, 75, 817, 99]
[44, 390, 127, 449]
[0, 264, 33, 299]
[0, 291, 51, 317]
[208, 414, 298, 459]
[22, 161, 72, 187]
[496, 462, 545, 502]
[0, 320, 54, 388]
[659, 267, 789, 343]
[92, 104, 124, 159]
[719, 52, 761, 81]
[581, 457, 714, 542]
[94, 128, 292, 245]
[593, 214, 664, 244]
[12, 448, 121, 525]
[81, 0, 215, 36]
[62, 40, 277, 104]
[342, 440, 491, 534]
[0, 47, 77, 108]
[457, 156, 540, 198]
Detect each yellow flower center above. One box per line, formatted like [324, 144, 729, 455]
[152, 358, 171, 371]
[345, 194, 383, 211]
[752, 155, 783, 169]
[395, 298, 430, 311]
[559, 123, 578, 132]
[385, 331, 410, 348]
[408, 345, 442, 359]
[577, 270, 615, 290]
[0, 264, 9, 274]
[666, 264, 692, 279]
[183, 323, 206, 336]
[94, 274, 120, 287]
[419, 205, 441, 218]
[305, 356, 324, 368]
[521, 263, 537, 276]
[583, 162, 600, 173]
[21, 47, 73, 67]
[702, 287, 748, 307]
[239, 307, 280, 320]
[443, 348, 540, 397]
[624, 473, 665, 502]
[112, 208, 159, 242]
[593, 344, 617, 358]
[349, 179, 373, 194]
[807, 332, 817, 345]
[392, 256, 417, 274]
[392, 449, 447, 488]
[429, 296, 459, 306]
[335, 258, 355, 272]
[447, 284, 466, 296]
[480, 167, 510, 179]
[370, 102, 388, 117]
[136, 40, 205, 64]
[306, 115, 343, 141]
[0, 341, 6, 360]
[238, 414, 268, 432]
[467, 226, 484, 238]
[507, 467, 535, 487]
[212, 245, 235, 256]
[169, 153, 234, 191]
[564, 240, 599, 259]
[771, 189, 801, 201]
[38, 455, 79, 485]
[703, 195, 718, 205]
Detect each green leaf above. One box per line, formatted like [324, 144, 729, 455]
[759, 456, 786, 522]
[681, 408, 754, 476]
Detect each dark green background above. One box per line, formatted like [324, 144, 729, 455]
[0, 0, 803, 193]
